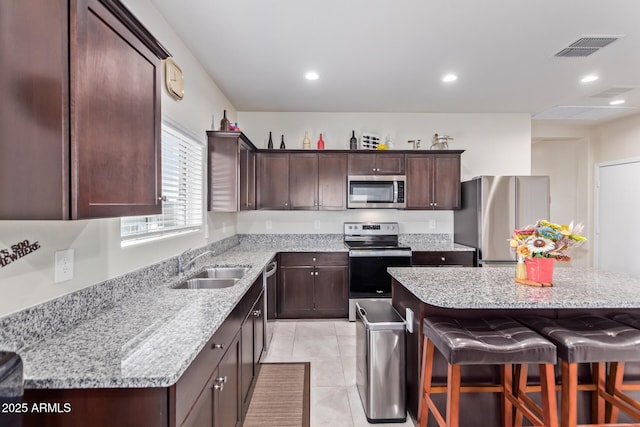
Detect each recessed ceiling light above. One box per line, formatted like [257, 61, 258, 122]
[442, 74, 458, 83]
[581, 74, 599, 83]
[305, 71, 319, 81]
[610, 99, 625, 105]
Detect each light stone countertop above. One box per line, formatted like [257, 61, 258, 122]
[388, 266, 640, 310]
[18, 249, 277, 389]
[15, 236, 475, 390]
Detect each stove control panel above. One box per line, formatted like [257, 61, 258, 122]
[344, 222, 399, 236]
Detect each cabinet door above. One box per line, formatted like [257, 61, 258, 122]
[313, 266, 349, 318]
[216, 333, 241, 427]
[0, 0, 69, 219]
[376, 153, 405, 175]
[209, 136, 240, 212]
[432, 155, 461, 210]
[72, 0, 162, 218]
[239, 144, 256, 211]
[277, 266, 315, 318]
[318, 154, 347, 210]
[348, 153, 377, 175]
[405, 154, 435, 209]
[183, 372, 215, 427]
[289, 153, 318, 209]
[257, 153, 290, 209]
[412, 251, 474, 267]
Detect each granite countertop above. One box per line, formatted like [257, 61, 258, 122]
[389, 266, 640, 309]
[14, 235, 474, 390]
[18, 249, 277, 389]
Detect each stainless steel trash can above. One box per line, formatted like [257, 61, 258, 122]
[356, 301, 406, 423]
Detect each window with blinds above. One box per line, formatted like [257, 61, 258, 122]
[121, 123, 204, 242]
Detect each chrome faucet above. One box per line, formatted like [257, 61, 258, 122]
[178, 249, 215, 276]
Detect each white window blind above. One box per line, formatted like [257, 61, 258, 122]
[121, 123, 204, 242]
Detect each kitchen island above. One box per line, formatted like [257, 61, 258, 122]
[389, 266, 640, 426]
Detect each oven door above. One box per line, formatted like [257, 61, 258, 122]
[348, 251, 412, 298]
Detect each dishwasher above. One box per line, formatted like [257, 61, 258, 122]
[0, 351, 24, 427]
[263, 259, 277, 351]
[355, 301, 406, 423]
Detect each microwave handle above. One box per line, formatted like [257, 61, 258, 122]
[393, 180, 399, 202]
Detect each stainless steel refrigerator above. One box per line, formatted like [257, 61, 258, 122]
[454, 176, 550, 265]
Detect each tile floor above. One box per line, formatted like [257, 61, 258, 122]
[262, 319, 415, 427]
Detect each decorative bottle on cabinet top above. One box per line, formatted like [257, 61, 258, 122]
[280, 135, 286, 149]
[349, 131, 357, 150]
[317, 133, 325, 150]
[302, 131, 311, 149]
[220, 110, 230, 131]
[267, 132, 273, 149]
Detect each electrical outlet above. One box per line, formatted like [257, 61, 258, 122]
[266, 220, 273, 230]
[428, 219, 437, 229]
[54, 249, 74, 283]
[314, 220, 321, 230]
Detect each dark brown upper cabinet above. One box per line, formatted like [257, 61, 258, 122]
[348, 152, 405, 175]
[405, 151, 463, 210]
[0, 0, 169, 219]
[207, 131, 257, 212]
[257, 151, 348, 211]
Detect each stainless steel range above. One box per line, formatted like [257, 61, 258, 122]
[344, 222, 412, 321]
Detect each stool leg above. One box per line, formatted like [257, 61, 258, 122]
[501, 364, 513, 427]
[513, 364, 528, 426]
[606, 361, 624, 423]
[446, 363, 461, 427]
[418, 338, 435, 427]
[540, 363, 559, 427]
[561, 360, 578, 427]
[591, 362, 605, 424]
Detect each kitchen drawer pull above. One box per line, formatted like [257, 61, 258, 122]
[215, 376, 228, 384]
[253, 309, 261, 317]
[441, 256, 446, 261]
[214, 383, 224, 391]
[310, 271, 314, 276]
[315, 271, 318, 276]
[312, 257, 316, 262]
[212, 343, 225, 350]
[158, 195, 167, 202]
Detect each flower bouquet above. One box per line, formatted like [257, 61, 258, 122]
[509, 220, 587, 284]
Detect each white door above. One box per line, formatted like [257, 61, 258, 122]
[595, 158, 640, 276]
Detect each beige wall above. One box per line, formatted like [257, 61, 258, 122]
[0, 0, 237, 317]
[591, 114, 640, 163]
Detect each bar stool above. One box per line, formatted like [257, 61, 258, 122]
[418, 316, 558, 427]
[520, 315, 640, 427]
[608, 313, 640, 424]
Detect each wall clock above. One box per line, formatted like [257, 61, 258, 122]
[165, 58, 184, 100]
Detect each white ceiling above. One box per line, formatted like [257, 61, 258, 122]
[149, 0, 640, 122]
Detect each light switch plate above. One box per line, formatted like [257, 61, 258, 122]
[54, 249, 74, 283]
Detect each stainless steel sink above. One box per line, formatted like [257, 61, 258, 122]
[174, 278, 239, 289]
[194, 267, 250, 280]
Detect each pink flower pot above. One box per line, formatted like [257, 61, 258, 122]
[525, 258, 555, 283]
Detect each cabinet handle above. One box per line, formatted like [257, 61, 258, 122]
[312, 257, 316, 262]
[434, 203, 437, 207]
[441, 257, 446, 261]
[429, 202, 433, 207]
[158, 196, 167, 202]
[315, 271, 319, 276]
[212, 343, 225, 350]
[284, 201, 289, 207]
[377, 168, 380, 172]
[215, 376, 228, 384]
[253, 309, 261, 317]
[372, 168, 376, 172]
[214, 383, 224, 391]
[310, 271, 314, 276]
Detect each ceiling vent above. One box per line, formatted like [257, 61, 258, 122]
[554, 36, 620, 58]
[590, 86, 638, 99]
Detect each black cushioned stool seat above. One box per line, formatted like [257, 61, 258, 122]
[418, 316, 558, 427]
[521, 315, 640, 427]
[612, 313, 640, 330]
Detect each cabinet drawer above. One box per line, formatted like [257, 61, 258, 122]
[280, 252, 348, 266]
[412, 251, 474, 267]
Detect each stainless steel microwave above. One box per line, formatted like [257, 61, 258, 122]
[347, 175, 406, 209]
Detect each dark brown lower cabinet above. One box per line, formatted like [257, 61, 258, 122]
[277, 252, 348, 319]
[23, 276, 264, 427]
[411, 250, 474, 267]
